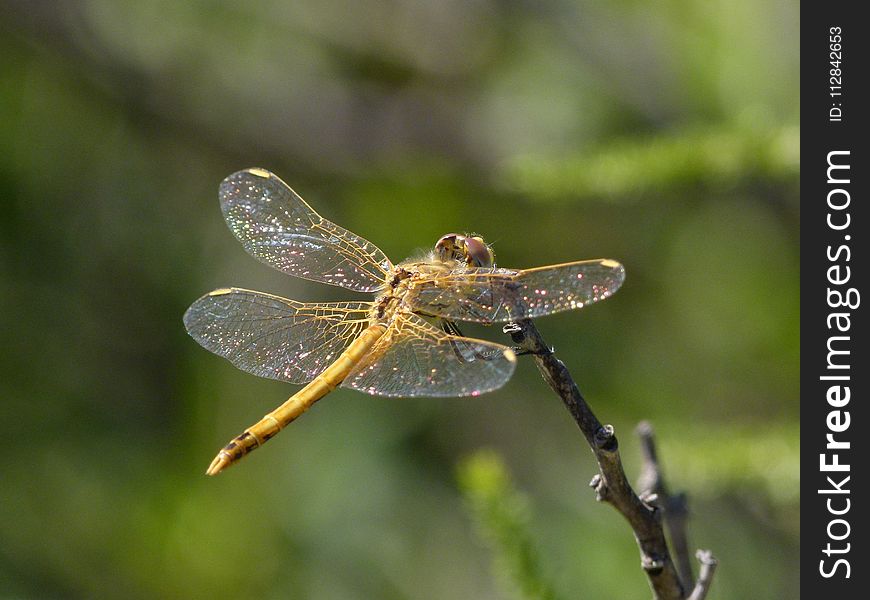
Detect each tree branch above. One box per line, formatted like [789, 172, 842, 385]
[505, 319, 713, 600]
[636, 421, 694, 590]
[687, 551, 719, 600]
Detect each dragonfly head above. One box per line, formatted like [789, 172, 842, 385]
[434, 233, 494, 268]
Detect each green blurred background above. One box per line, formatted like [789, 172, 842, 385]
[1, 1, 798, 598]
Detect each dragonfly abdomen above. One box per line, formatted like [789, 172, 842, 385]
[205, 324, 387, 475]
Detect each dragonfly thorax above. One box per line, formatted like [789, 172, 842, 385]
[374, 261, 451, 324]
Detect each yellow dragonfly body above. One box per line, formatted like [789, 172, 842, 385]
[184, 168, 624, 475]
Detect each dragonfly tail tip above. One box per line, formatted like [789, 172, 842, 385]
[205, 453, 232, 476]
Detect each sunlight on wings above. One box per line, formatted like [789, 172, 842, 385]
[342, 314, 516, 397]
[220, 169, 393, 292]
[184, 288, 372, 384]
[407, 259, 625, 323]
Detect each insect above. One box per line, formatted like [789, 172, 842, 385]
[184, 168, 625, 475]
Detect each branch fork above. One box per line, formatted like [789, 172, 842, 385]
[503, 319, 717, 600]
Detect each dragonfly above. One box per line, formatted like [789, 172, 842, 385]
[184, 168, 625, 475]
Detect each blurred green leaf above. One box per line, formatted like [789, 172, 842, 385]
[457, 451, 561, 600]
[651, 422, 800, 506]
[501, 122, 799, 202]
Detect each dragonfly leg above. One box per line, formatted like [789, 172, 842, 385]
[502, 322, 553, 356]
[441, 319, 508, 363]
[502, 322, 522, 335]
[509, 346, 535, 357]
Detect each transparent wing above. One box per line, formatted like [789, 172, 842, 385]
[407, 259, 625, 323]
[220, 168, 393, 292]
[184, 288, 372, 383]
[342, 314, 516, 397]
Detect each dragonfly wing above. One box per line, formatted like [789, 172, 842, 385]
[342, 314, 516, 397]
[220, 169, 393, 292]
[408, 259, 625, 323]
[184, 288, 372, 383]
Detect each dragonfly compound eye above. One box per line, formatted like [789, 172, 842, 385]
[463, 236, 494, 268]
[435, 233, 463, 263]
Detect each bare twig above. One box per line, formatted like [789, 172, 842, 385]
[505, 319, 714, 600]
[636, 421, 694, 590]
[687, 550, 719, 600]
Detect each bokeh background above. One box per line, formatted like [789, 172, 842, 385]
[1, 1, 798, 598]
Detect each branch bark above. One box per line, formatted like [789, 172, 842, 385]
[505, 319, 715, 600]
[636, 421, 694, 590]
[687, 550, 719, 600]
